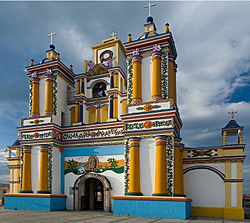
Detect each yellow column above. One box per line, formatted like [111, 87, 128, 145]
[88, 107, 96, 124]
[101, 106, 108, 122]
[37, 144, 50, 193]
[222, 131, 227, 145]
[97, 106, 101, 122]
[174, 144, 184, 196]
[168, 58, 177, 101]
[31, 78, 40, 117]
[114, 74, 119, 88]
[238, 129, 243, 144]
[127, 137, 142, 196]
[45, 74, 53, 115]
[76, 79, 80, 94]
[121, 99, 127, 115]
[75, 103, 80, 123]
[154, 135, 167, 195]
[132, 54, 142, 104]
[152, 50, 162, 101]
[20, 145, 33, 193]
[225, 161, 231, 208]
[70, 106, 75, 125]
[113, 96, 118, 119]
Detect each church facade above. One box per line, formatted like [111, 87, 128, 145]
[4, 13, 246, 220]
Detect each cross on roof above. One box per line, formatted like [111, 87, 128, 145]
[48, 32, 56, 45]
[110, 31, 117, 38]
[228, 110, 237, 119]
[144, 2, 157, 17]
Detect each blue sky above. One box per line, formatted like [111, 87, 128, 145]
[0, 1, 249, 193]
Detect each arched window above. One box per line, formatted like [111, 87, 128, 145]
[92, 82, 107, 98]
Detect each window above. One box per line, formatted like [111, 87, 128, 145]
[92, 82, 107, 98]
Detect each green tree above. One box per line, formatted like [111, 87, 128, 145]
[107, 158, 118, 168]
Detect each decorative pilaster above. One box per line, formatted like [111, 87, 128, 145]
[168, 58, 177, 101]
[132, 50, 142, 104]
[126, 137, 142, 196]
[37, 144, 50, 194]
[238, 129, 243, 144]
[153, 135, 167, 195]
[174, 144, 184, 196]
[222, 131, 227, 145]
[76, 79, 80, 95]
[31, 72, 40, 117]
[45, 70, 54, 115]
[152, 45, 162, 101]
[20, 145, 33, 193]
[75, 103, 80, 123]
[113, 95, 118, 119]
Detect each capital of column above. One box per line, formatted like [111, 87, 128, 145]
[155, 135, 167, 146]
[132, 55, 143, 63]
[152, 51, 162, 61]
[128, 137, 141, 147]
[23, 145, 32, 153]
[40, 144, 49, 152]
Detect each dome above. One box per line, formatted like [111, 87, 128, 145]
[224, 119, 242, 129]
[11, 139, 20, 146]
[147, 16, 154, 23]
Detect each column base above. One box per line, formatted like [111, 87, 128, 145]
[37, 191, 51, 194]
[20, 190, 33, 193]
[112, 196, 192, 220]
[152, 193, 170, 196]
[125, 192, 143, 196]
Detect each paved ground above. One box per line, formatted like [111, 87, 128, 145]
[0, 209, 249, 223]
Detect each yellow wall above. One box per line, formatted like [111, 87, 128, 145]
[121, 100, 127, 115]
[101, 106, 108, 122]
[88, 107, 96, 124]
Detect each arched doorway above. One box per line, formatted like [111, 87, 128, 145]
[74, 173, 112, 212]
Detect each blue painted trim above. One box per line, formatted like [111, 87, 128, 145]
[124, 32, 170, 45]
[112, 199, 191, 220]
[110, 75, 114, 88]
[61, 145, 124, 193]
[109, 96, 114, 119]
[4, 196, 66, 211]
[79, 104, 83, 122]
[81, 79, 84, 94]
[63, 135, 123, 143]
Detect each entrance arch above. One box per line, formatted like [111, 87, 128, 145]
[74, 173, 112, 212]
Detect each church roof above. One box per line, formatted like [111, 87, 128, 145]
[11, 139, 20, 146]
[224, 119, 243, 129]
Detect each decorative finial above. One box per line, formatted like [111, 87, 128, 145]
[110, 31, 117, 38]
[48, 32, 56, 48]
[70, 65, 74, 72]
[164, 23, 170, 33]
[144, 2, 157, 17]
[127, 34, 132, 42]
[29, 59, 35, 66]
[228, 110, 237, 119]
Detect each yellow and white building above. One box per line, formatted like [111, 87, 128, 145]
[4, 13, 246, 220]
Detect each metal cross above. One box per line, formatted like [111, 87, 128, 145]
[110, 31, 117, 38]
[48, 32, 56, 45]
[144, 2, 157, 17]
[228, 110, 237, 119]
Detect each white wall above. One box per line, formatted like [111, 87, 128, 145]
[184, 168, 225, 207]
[31, 145, 40, 193]
[39, 78, 46, 115]
[52, 147, 61, 194]
[141, 56, 152, 103]
[140, 138, 155, 195]
[53, 76, 72, 126]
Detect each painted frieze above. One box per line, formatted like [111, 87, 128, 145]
[64, 155, 124, 175]
[62, 127, 123, 141]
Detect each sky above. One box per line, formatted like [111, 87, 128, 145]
[0, 1, 249, 193]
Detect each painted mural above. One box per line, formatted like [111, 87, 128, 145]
[64, 155, 124, 175]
